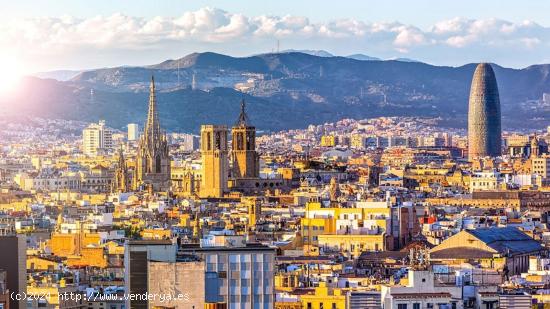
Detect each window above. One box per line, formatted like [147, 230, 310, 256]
[397, 305, 407, 309]
[307, 303, 312, 309]
[413, 304, 420, 309]
[332, 303, 337, 309]
[320, 304, 324, 309]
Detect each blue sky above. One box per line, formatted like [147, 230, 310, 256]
[3, 0, 550, 27]
[1, 0, 550, 72]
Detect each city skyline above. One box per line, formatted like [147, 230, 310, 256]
[2, 2, 550, 309]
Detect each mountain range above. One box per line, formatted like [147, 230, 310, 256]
[4, 52, 550, 133]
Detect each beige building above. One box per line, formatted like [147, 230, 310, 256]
[470, 170, 504, 193]
[430, 227, 543, 276]
[350, 134, 367, 149]
[532, 156, 550, 180]
[321, 135, 336, 147]
[148, 261, 205, 308]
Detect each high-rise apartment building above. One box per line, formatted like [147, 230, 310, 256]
[180, 235, 276, 309]
[82, 120, 113, 156]
[125, 236, 275, 309]
[532, 156, 550, 180]
[127, 123, 139, 141]
[200, 125, 229, 198]
[180, 133, 200, 151]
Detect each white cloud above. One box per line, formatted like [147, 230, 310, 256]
[393, 26, 427, 48]
[2, 7, 550, 70]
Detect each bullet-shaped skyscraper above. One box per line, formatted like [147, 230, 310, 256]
[468, 63, 502, 160]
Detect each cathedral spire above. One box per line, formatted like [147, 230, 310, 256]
[112, 146, 129, 193]
[145, 75, 161, 147]
[236, 98, 249, 127]
[117, 146, 125, 167]
[133, 76, 171, 192]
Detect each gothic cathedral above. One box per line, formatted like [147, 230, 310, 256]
[133, 76, 171, 191]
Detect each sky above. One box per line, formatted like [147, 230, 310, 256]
[2, 0, 550, 73]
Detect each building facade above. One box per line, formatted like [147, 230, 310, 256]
[82, 120, 113, 156]
[200, 125, 229, 198]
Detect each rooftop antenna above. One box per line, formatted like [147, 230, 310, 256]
[177, 60, 180, 88]
[191, 72, 197, 90]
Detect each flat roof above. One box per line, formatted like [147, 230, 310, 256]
[179, 243, 275, 252]
[126, 239, 173, 245]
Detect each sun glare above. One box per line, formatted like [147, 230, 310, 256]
[0, 53, 24, 95]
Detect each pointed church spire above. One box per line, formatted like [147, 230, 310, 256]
[531, 134, 540, 158]
[236, 98, 249, 126]
[117, 146, 125, 167]
[144, 75, 161, 147]
[133, 75, 171, 192]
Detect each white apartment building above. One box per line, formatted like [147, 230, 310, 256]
[127, 123, 139, 141]
[470, 170, 504, 193]
[381, 270, 463, 309]
[83, 120, 113, 156]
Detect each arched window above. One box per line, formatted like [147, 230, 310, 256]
[156, 154, 162, 173]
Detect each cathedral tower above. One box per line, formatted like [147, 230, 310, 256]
[531, 135, 540, 158]
[133, 76, 171, 191]
[200, 125, 229, 198]
[112, 147, 130, 193]
[231, 99, 259, 179]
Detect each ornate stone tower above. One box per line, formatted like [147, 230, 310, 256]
[112, 147, 130, 193]
[231, 99, 259, 179]
[133, 76, 171, 191]
[200, 125, 228, 198]
[329, 177, 340, 203]
[531, 135, 540, 158]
